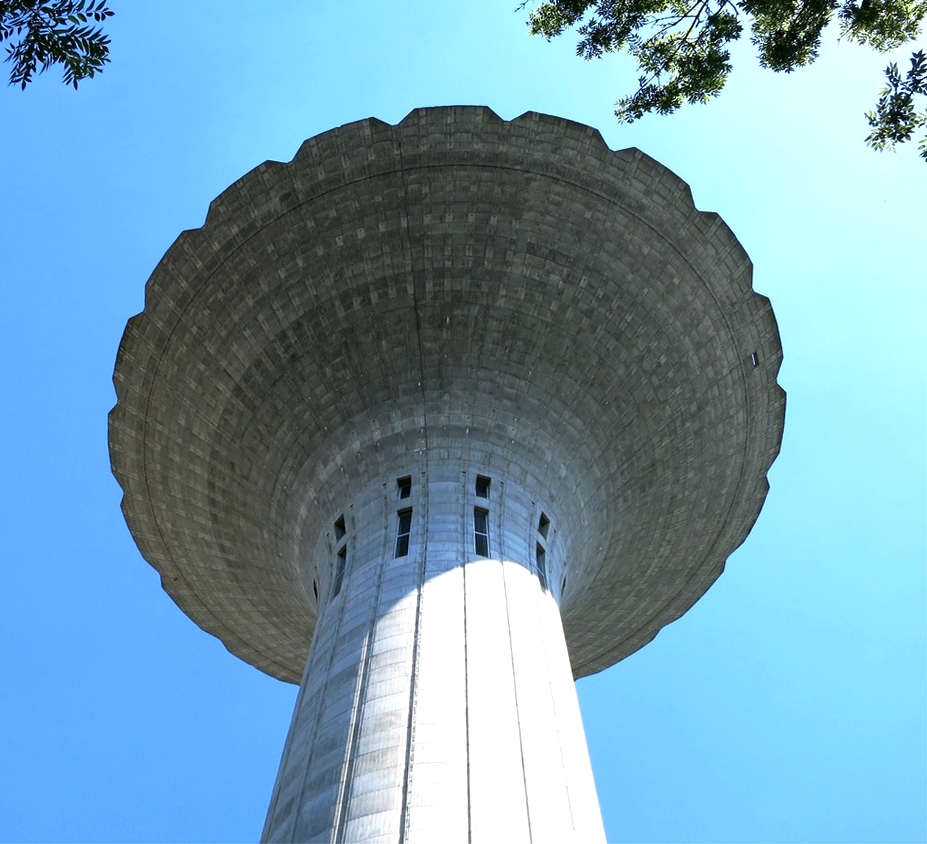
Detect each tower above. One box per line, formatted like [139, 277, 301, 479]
[109, 107, 784, 842]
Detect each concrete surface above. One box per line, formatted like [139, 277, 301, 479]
[109, 105, 785, 842]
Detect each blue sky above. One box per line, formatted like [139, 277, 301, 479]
[1, 2, 924, 842]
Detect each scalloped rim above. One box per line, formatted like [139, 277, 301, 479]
[109, 106, 786, 684]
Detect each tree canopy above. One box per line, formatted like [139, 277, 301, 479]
[527, 0, 927, 158]
[2, 1, 923, 159]
[1, 0, 113, 89]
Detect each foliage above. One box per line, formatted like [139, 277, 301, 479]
[865, 49, 927, 158]
[1, 0, 113, 89]
[527, 0, 927, 156]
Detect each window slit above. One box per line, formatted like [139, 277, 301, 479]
[474, 508, 489, 557]
[333, 545, 347, 597]
[395, 508, 412, 558]
[535, 543, 547, 590]
[397, 476, 411, 499]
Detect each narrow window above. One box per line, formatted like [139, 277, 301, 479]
[535, 543, 547, 590]
[561, 576, 567, 593]
[312, 580, 319, 600]
[474, 508, 490, 557]
[397, 476, 412, 499]
[538, 512, 550, 539]
[333, 546, 347, 597]
[475, 475, 490, 499]
[395, 508, 412, 558]
[334, 514, 346, 540]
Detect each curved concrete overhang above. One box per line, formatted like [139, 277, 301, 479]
[109, 106, 785, 683]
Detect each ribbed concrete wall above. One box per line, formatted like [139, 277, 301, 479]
[262, 468, 603, 843]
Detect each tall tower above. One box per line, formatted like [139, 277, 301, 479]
[109, 107, 784, 843]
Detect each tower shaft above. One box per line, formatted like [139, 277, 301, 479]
[261, 470, 604, 843]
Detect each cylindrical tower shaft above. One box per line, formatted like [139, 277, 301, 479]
[261, 470, 604, 843]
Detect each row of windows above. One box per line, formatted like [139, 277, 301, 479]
[390, 506, 495, 559]
[391, 500, 551, 575]
[395, 474, 492, 500]
[329, 479, 552, 599]
[393, 474, 496, 558]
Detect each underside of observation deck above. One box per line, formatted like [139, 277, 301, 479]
[109, 105, 785, 684]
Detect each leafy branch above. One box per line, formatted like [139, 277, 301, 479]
[527, 0, 927, 157]
[865, 49, 927, 158]
[0, 0, 114, 89]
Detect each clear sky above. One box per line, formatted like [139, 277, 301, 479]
[1, 2, 924, 842]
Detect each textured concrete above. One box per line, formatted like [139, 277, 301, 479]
[109, 106, 785, 842]
[260, 470, 602, 842]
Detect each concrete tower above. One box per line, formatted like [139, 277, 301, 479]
[109, 107, 785, 843]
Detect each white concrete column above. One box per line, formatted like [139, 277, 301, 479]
[261, 473, 605, 844]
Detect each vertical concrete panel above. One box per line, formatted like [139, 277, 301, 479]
[263, 588, 366, 843]
[539, 595, 606, 842]
[405, 567, 468, 842]
[293, 619, 367, 842]
[263, 625, 336, 842]
[464, 558, 531, 842]
[503, 561, 576, 843]
[339, 590, 418, 842]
